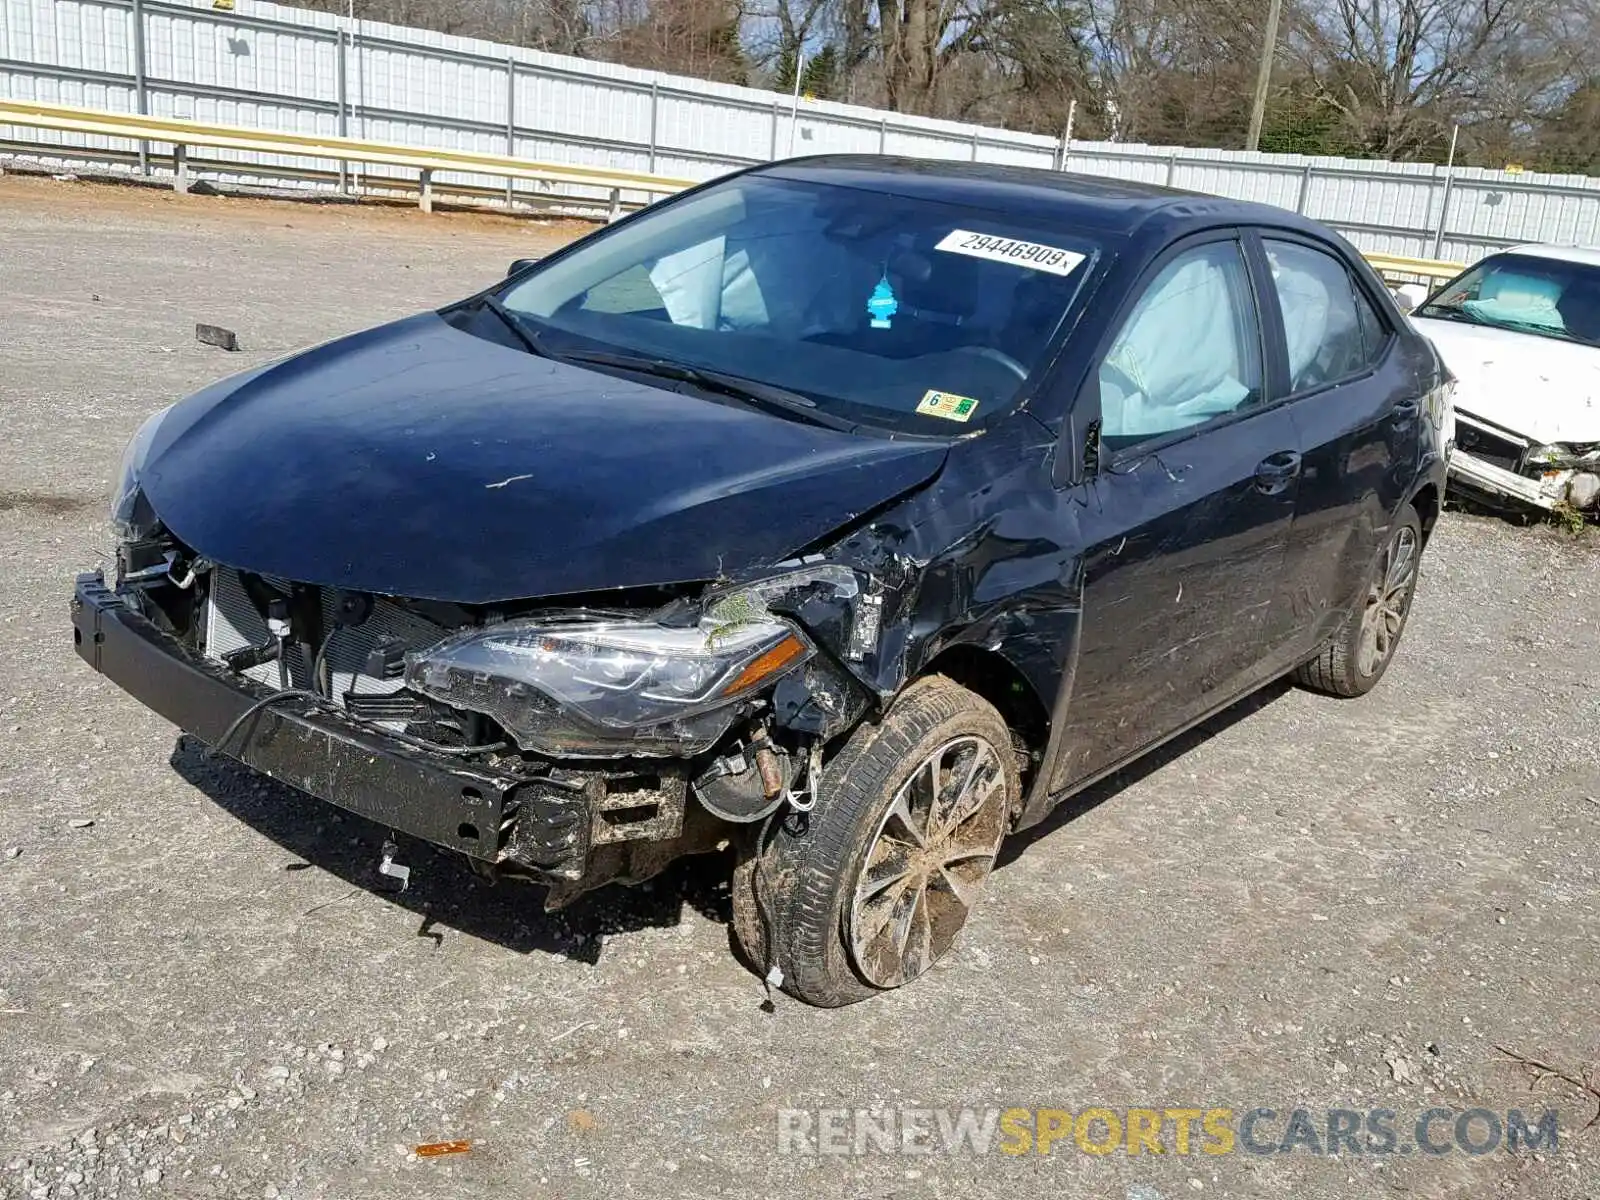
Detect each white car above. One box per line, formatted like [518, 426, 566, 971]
[1406, 244, 1600, 516]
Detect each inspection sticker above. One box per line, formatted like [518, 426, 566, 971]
[917, 390, 980, 422]
[935, 229, 1086, 276]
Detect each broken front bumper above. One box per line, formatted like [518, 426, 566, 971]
[70, 572, 675, 879]
[1450, 450, 1575, 512]
[1448, 413, 1600, 514]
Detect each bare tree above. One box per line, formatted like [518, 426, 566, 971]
[1285, 0, 1544, 158]
[1079, 0, 1260, 143]
[268, 0, 1600, 172]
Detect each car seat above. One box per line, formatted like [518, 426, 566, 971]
[1556, 279, 1600, 342]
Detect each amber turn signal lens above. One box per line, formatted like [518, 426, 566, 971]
[720, 634, 808, 697]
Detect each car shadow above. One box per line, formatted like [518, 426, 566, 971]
[168, 735, 731, 964]
[168, 679, 1293, 961]
[997, 677, 1294, 869]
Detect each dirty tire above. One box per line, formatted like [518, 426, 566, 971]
[730, 676, 1018, 1007]
[1294, 503, 1424, 698]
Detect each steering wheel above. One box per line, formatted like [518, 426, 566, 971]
[947, 344, 1029, 382]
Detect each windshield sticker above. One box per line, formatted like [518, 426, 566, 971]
[935, 230, 1085, 277]
[917, 390, 979, 422]
[866, 274, 899, 329]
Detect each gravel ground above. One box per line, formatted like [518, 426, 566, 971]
[1, 173, 1598, 1200]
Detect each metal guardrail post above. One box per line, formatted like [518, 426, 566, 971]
[350, 11, 363, 193]
[336, 29, 349, 194]
[172, 143, 188, 192]
[131, 0, 149, 175]
[505, 56, 516, 209]
[419, 167, 434, 212]
[969, 129, 978, 162]
[1165, 153, 1178, 187]
[608, 187, 621, 222]
[878, 118, 887, 155]
[1294, 161, 1313, 213]
[647, 81, 659, 173]
[769, 101, 780, 160]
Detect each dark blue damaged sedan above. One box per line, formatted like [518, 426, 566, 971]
[74, 156, 1451, 1006]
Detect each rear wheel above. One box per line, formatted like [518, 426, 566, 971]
[730, 676, 1016, 1007]
[1295, 504, 1423, 697]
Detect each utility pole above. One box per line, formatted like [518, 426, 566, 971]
[1246, 0, 1283, 152]
[787, 51, 804, 157]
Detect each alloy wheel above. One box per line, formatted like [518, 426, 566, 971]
[1357, 525, 1419, 677]
[848, 735, 1008, 989]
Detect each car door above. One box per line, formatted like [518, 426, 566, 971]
[1251, 233, 1425, 655]
[1046, 233, 1303, 796]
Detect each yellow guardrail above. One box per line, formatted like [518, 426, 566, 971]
[1364, 252, 1465, 283]
[0, 97, 696, 215]
[0, 101, 1499, 264]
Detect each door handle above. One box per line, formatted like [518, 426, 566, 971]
[1390, 397, 1421, 422]
[1254, 450, 1302, 495]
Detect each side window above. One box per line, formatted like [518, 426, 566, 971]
[1263, 240, 1375, 391]
[1350, 281, 1391, 365]
[1099, 240, 1263, 449]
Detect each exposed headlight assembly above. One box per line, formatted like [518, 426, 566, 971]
[405, 583, 827, 758]
[1523, 443, 1600, 472]
[1523, 443, 1571, 469]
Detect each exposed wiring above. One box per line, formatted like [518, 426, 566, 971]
[207, 686, 508, 761]
[210, 688, 323, 758]
[314, 626, 337, 699]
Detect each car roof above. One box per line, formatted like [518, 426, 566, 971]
[759, 155, 1339, 244]
[1499, 243, 1600, 267]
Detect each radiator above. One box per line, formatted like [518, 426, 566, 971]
[203, 568, 449, 717]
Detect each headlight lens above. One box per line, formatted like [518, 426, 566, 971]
[1523, 443, 1571, 469]
[110, 406, 172, 542]
[406, 603, 814, 758]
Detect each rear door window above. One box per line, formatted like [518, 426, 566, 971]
[1263, 240, 1380, 392]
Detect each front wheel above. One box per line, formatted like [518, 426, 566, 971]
[730, 676, 1017, 1007]
[1294, 503, 1424, 697]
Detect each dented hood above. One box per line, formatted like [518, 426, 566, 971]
[140, 313, 948, 604]
[1414, 316, 1600, 442]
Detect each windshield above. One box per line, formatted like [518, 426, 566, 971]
[494, 174, 1097, 433]
[1417, 253, 1600, 348]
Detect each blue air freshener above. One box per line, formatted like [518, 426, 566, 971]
[866, 275, 898, 329]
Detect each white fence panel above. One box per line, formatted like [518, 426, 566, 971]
[2, 0, 1597, 253]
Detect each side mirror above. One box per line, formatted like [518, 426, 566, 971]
[1390, 283, 1429, 314]
[507, 258, 539, 278]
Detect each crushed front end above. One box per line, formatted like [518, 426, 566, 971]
[73, 527, 880, 906]
[1450, 409, 1600, 517]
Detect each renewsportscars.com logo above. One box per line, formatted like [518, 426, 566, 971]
[777, 1106, 1561, 1158]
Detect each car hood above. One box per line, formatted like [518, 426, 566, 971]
[141, 312, 949, 604]
[1413, 315, 1600, 443]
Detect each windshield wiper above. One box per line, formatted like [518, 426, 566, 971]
[470, 302, 857, 431]
[1416, 305, 1488, 326]
[1417, 304, 1588, 344]
[478, 294, 552, 357]
[1494, 318, 1580, 343]
[555, 349, 858, 432]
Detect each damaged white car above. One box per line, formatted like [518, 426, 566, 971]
[1405, 244, 1600, 517]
